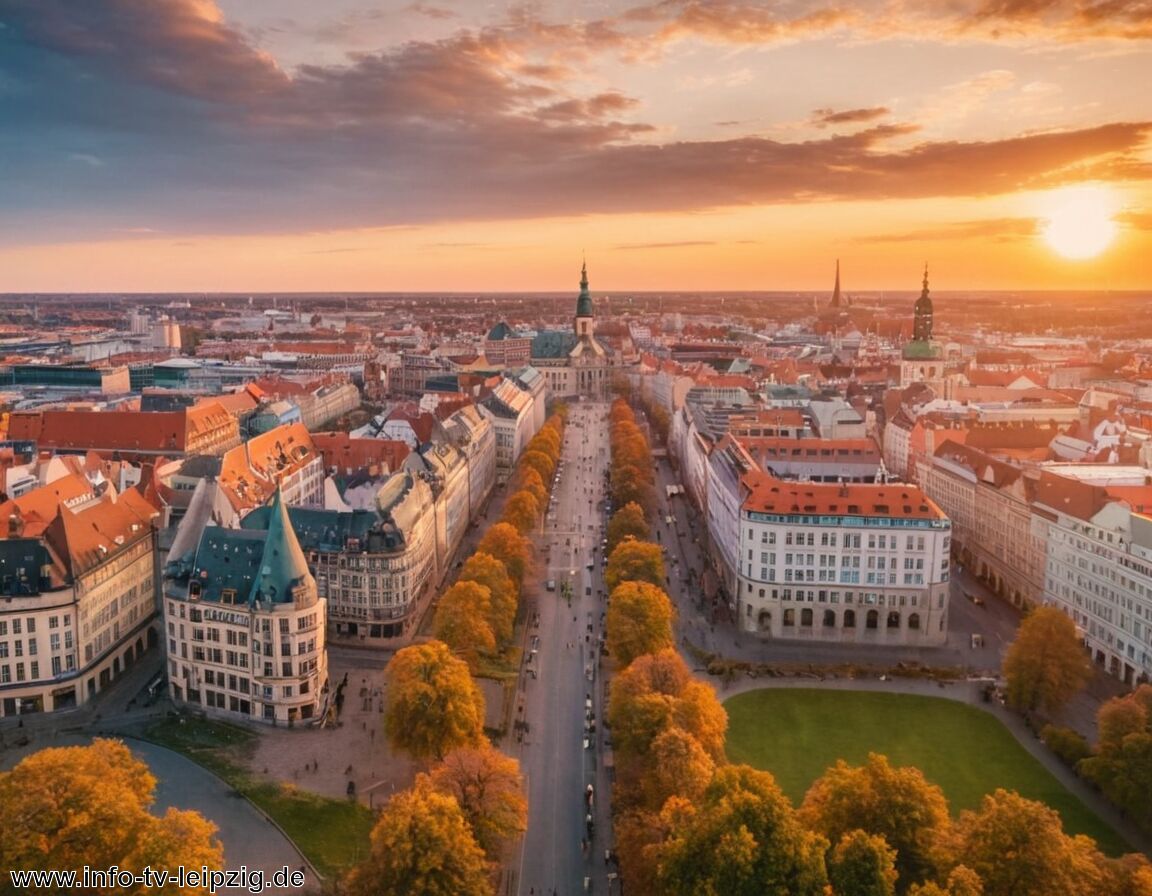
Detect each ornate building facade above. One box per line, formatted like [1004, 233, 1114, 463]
[531, 263, 615, 400]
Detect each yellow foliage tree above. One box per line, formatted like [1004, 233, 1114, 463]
[0, 738, 223, 893]
[345, 776, 492, 896]
[605, 539, 666, 593]
[458, 552, 517, 648]
[1003, 606, 1093, 716]
[607, 502, 651, 554]
[799, 753, 949, 889]
[384, 640, 486, 761]
[429, 745, 527, 860]
[502, 489, 540, 535]
[434, 581, 497, 669]
[476, 523, 530, 586]
[606, 580, 676, 668]
[519, 449, 556, 484]
[513, 466, 549, 510]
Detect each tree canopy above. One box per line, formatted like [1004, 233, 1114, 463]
[828, 830, 899, 896]
[458, 552, 517, 648]
[475, 523, 530, 587]
[429, 746, 527, 860]
[433, 581, 497, 669]
[607, 580, 676, 668]
[607, 502, 651, 554]
[605, 539, 666, 593]
[653, 765, 829, 896]
[0, 738, 223, 893]
[502, 489, 540, 535]
[345, 777, 492, 896]
[799, 753, 949, 889]
[384, 640, 486, 760]
[1003, 606, 1092, 716]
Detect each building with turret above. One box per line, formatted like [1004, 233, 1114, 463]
[531, 262, 615, 399]
[162, 488, 328, 725]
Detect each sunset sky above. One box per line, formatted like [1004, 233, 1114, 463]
[1, 0, 1150, 292]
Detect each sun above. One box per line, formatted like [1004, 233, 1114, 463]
[1040, 185, 1118, 260]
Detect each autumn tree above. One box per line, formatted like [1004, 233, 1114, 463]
[434, 582, 497, 669]
[1079, 685, 1152, 832]
[476, 523, 530, 587]
[828, 830, 899, 896]
[502, 489, 540, 535]
[519, 449, 556, 484]
[384, 640, 486, 761]
[799, 753, 949, 889]
[458, 552, 517, 648]
[514, 466, 549, 510]
[607, 502, 651, 554]
[908, 866, 984, 896]
[653, 765, 829, 896]
[345, 776, 492, 896]
[0, 738, 223, 892]
[607, 580, 676, 668]
[429, 745, 527, 860]
[640, 725, 716, 812]
[608, 649, 728, 765]
[606, 538, 666, 592]
[1003, 606, 1092, 716]
[948, 788, 1108, 896]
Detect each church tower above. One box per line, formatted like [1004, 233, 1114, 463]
[913, 264, 933, 342]
[830, 259, 842, 309]
[574, 260, 594, 339]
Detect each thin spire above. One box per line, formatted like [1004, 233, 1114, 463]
[922, 262, 929, 297]
[831, 258, 841, 308]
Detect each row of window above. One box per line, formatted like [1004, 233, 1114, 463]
[745, 583, 940, 608]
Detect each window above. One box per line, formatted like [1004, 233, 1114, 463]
[908, 613, 921, 630]
[783, 609, 795, 626]
[823, 610, 836, 627]
[49, 616, 59, 629]
[866, 610, 879, 629]
[843, 609, 856, 628]
[800, 608, 813, 626]
[887, 611, 900, 629]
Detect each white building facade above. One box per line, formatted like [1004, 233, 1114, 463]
[738, 474, 952, 645]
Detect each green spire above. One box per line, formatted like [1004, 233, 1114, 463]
[575, 259, 593, 318]
[250, 486, 313, 606]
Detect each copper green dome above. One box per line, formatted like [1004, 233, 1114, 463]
[575, 261, 593, 318]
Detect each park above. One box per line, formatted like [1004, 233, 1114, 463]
[724, 687, 1129, 856]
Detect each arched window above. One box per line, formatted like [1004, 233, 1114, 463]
[887, 611, 900, 629]
[801, 608, 813, 627]
[843, 610, 856, 628]
[866, 610, 879, 629]
[783, 608, 795, 626]
[823, 610, 836, 627]
[908, 613, 921, 630]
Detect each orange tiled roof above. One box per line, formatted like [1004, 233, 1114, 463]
[742, 472, 945, 520]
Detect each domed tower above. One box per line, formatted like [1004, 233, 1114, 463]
[913, 264, 933, 343]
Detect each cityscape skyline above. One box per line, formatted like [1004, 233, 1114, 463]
[1, 0, 1150, 291]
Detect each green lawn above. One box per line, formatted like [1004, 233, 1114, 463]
[724, 689, 1129, 856]
[142, 717, 375, 878]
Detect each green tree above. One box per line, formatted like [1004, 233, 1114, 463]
[949, 789, 1106, 896]
[476, 523, 530, 586]
[384, 641, 486, 761]
[607, 580, 676, 668]
[433, 582, 497, 669]
[345, 777, 492, 896]
[606, 539, 666, 592]
[1079, 732, 1152, 832]
[458, 552, 517, 648]
[0, 738, 223, 894]
[1003, 607, 1092, 716]
[502, 489, 540, 535]
[829, 830, 899, 896]
[800, 753, 949, 889]
[429, 746, 527, 861]
[654, 765, 829, 896]
[607, 502, 651, 553]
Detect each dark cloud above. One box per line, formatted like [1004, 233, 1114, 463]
[0, 0, 1149, 247]
[812, 106, 891, 127]
[856, 217, 1040, 242]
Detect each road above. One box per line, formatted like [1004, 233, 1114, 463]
[515, 401, 615, 896]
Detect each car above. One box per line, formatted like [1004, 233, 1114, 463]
[546, 580, 556, 591]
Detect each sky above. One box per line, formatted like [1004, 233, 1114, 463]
[0, 0, 1150, 292]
